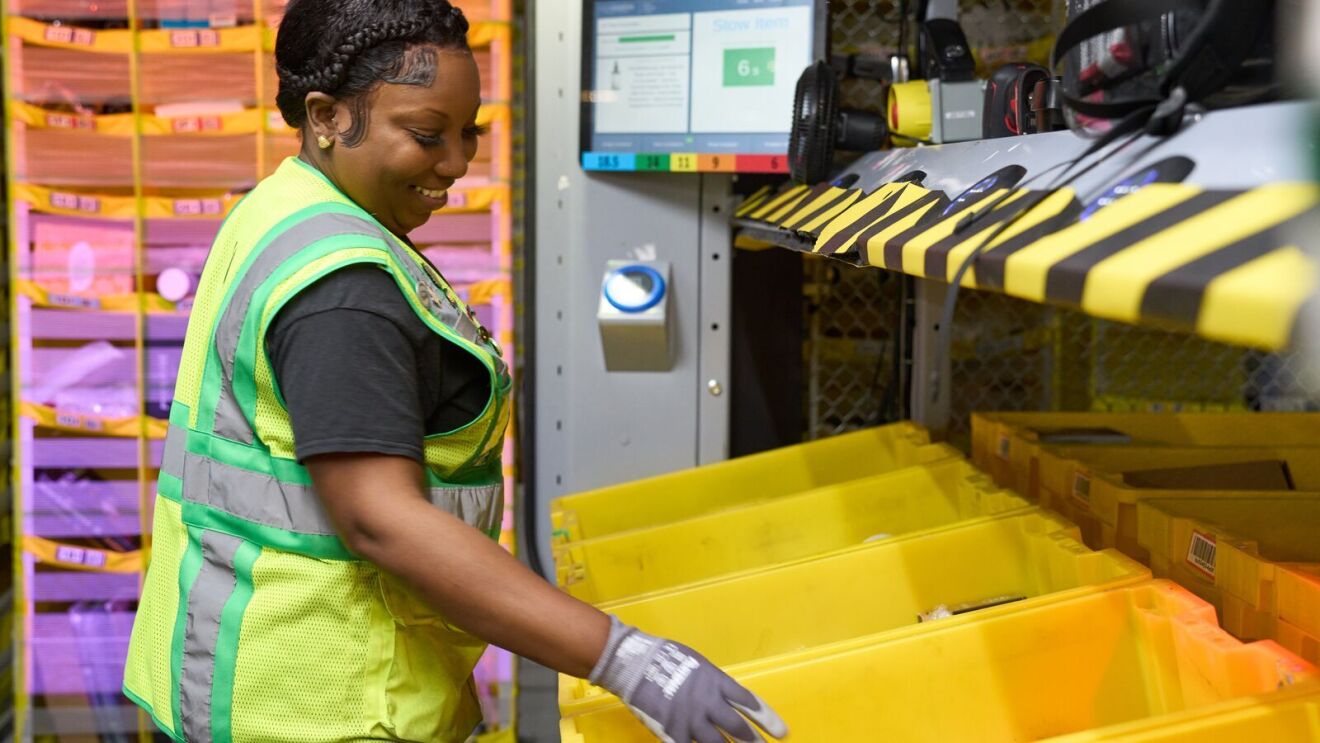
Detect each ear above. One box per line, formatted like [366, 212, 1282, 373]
[304, 92, 340, 143]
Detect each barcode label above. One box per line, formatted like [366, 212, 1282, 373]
[996, 433, 1011, 460]
[1071, 470, 1091, 504]
[1187, 530, 1217, 579]
[55, 545, 108, 568]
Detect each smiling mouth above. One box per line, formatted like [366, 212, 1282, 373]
[411, 185, 447, 199]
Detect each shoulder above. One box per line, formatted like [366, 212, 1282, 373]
[270, 264, 426, 340]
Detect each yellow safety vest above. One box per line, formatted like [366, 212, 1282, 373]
[123, 157, 512, 742]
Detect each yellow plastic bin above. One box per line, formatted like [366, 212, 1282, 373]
[550, 422, 958, 545]
[1033, 444, 1320, 560]
[971, 411, 1320, 496]
[1137, 495, 1320, 665]
[553, 458, 1029, 604]
[560, 581, 1317, 742]
[559, 508, 1150, 718]
[1051, 686, 1320, 741]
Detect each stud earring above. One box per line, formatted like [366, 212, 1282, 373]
[317, 135, 333, 150]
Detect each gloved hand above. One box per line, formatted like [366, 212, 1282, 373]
[589, 616, 788, 743]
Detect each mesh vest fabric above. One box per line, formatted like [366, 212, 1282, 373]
[123, 158, 511, 743]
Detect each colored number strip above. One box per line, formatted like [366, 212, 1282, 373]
[582, 152, 788, 174]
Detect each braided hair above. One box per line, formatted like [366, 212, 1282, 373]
[274, 0, 470, 140]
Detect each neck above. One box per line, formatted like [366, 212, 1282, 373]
[295, 147, 409, 240]
[297, 145, 343, 192]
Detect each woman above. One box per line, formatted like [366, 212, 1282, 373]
[122, 0, 787, 741]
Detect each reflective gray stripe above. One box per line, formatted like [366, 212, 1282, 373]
[430, 484, 505, 534]
[161, 423, 186, 479]
[212, 212, 384, 444]
[179, 530, 242, 743]
[184, 450, 338, 535]
[178, 438, 504, 536]
[361, 229, 509, 378]
[210, 210, 505, 445]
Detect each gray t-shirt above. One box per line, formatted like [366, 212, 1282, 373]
[266, 263, 491, 463]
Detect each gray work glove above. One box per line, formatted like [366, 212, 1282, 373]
[589, 616, 788, 743]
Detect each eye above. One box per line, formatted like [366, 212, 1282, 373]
[463, 123, 490, 139]
[410, 131, 442, 147]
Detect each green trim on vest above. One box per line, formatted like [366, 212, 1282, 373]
[193, 202, 364, 437]
[211, 539, 262, 743]
[229, 235, 392, 437]
[182, 500, 356, 560]
[170, 529, 206, 735]
[122, 686, 184, 742]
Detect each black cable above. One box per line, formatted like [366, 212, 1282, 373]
[897, 0, 909, 66]
[928, 103, 1167, 405]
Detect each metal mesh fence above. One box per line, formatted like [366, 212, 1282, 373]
[805, 258, 905, 439]
[806, 0, 1320, 445]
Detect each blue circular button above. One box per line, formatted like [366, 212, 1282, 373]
[603, 264, 666, 313]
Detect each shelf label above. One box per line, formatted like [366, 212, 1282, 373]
[173, 198, 225, 216]
[49, 191, 101, 214]
[54, 409, 106, 431]
[1187, 530, 1217, 579]
[170, 29, 221, 47]
[171, 115, 224, 133]
[44, 24, 96, 45]
[46, 293, 103, 310]
[44, 111, 97, 131]
[55, 545, 108, 569]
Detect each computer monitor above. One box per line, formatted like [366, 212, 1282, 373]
[580, 0, 827, 174]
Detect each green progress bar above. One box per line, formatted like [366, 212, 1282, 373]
[619, 34, 676, 42]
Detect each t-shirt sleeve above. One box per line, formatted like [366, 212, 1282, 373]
[266, 266, 427, 463]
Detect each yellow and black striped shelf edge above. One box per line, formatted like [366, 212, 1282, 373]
[734, 178, 1319, 353]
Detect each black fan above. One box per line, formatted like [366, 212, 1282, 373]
[788, 60, 889, 184]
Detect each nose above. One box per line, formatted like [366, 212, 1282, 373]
[434, 143, 469, 182]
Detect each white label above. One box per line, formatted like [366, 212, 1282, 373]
[55, 545, 107, 568]
[1187, 530, 1217, 579]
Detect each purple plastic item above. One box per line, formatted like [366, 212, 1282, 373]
[30, 439, 165, 469]
[145, 218, 223, 247]
[30, 610, 134, 696]
[31, 572, 140, 603]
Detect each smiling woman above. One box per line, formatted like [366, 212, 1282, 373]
[118, 0, 785, 741]
[274, 0, 484, 234]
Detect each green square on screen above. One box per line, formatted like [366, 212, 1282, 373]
[724, 48, 775, 87]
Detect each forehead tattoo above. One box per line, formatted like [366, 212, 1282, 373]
[340, 45, 441, 147]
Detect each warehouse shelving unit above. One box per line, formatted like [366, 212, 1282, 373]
[2, 0, 519, 737]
